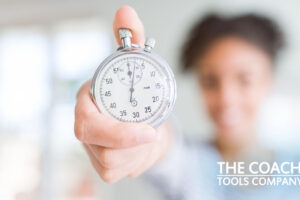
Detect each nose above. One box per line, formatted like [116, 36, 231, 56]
[217, 84, 239, 110]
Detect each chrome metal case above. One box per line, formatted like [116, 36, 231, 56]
[90, 30, 176, 128]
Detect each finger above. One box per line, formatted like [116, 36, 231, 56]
[74, 81, 157, 148]
[83, 144, 106, 179]
[84, 144, 146, 183]
[88, 143, 152, 169]
[128, 142, 160, 177]
[128, 124, 170, 177]
[75, 80, 98, 116]
[113, 6, 145, 46]
[84, 144, 119, 183]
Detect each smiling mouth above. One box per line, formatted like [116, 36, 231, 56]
[216, 109, 244, 129]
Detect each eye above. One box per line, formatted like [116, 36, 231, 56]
[201, 75, 218, 89]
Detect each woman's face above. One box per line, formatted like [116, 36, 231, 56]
[196, 37, 272, 141]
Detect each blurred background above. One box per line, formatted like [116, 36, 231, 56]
[0, 0, 299, 199]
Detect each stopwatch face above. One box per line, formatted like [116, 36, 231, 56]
[91, 51, 176, 127]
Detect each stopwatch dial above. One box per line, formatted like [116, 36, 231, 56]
[94, 53, 172, 125]
[117, 61, 143, 86]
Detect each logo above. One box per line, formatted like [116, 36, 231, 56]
[217, 162, 300, 186]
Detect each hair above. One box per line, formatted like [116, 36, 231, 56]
[181, 13, 285, 71]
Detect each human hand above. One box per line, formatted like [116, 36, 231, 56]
[74, 6, 173, 183]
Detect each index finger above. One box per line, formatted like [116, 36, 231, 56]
[74, 81, 157, 148]
[113, 6, 145, 46]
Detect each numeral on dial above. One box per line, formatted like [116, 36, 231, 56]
[105, 91, 111, 96]
[110, 102, 116, 108]
[155, 83, 161, 89]
[120, 110, 127, 116]
[105, 78, 113, 84]
[133, 112, 140, 118]
[152, 96, 159, 103]
[145, 106, 152, 113]
[150, 71, 156, 77]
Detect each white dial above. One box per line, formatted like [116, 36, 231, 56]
[92, 51, 176, 127]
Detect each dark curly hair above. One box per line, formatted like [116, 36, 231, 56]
[181, 13, 285, 71]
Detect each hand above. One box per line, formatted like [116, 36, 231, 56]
[74, 6, 173, 184]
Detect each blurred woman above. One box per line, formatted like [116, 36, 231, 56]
[74, 6, 299, 200]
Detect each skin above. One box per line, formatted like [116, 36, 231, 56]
[74, 6, 172, 183]
[74, 6, 273, 182]
[196, 37, 272, 161]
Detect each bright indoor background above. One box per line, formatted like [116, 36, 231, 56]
[0, 0, 299, 199]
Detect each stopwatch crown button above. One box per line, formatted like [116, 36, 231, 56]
[119, 29, 132, 39]
[144, 38, 156, 52]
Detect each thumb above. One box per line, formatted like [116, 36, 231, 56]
[113, 6, 145, 47]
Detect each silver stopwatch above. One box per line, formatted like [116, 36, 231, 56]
[91, 29, 176, 127]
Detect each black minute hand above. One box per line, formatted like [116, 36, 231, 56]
[129, 62, 136, 102]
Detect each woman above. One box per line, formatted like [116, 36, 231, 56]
[74, 6, 299, 200]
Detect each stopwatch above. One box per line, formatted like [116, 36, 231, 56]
[91, 29, 176, 127]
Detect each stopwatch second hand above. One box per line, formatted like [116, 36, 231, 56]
[129, 63, 136, 103]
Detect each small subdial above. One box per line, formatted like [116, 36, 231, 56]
[117, 61, 143, 86]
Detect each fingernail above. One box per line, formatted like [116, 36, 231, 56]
[136, 126, 156, 144]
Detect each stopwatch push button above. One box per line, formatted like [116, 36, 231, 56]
[144, 38, 155, 52]
[119, 29, 132, 49]
[119, 29, 132, 39]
